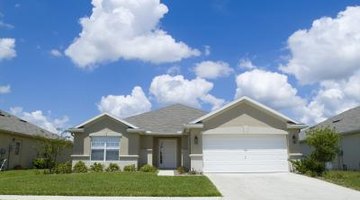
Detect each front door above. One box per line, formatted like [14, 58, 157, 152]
[159, 139, 177, 169]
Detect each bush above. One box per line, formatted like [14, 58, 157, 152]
[54, 162, 72, 174]
[296, 127, 341, 176]
[139, 164, 157, 172]
[105, 163, 120, 172]
[90, 162, 104, 172]
[73, 161, 88, 173]
[176, 166, 188, 174]
[291, 157, 325, 176]
[306, 127, 340, 163]
[33, 158, 49, 169]
[123, 164, 136, 172]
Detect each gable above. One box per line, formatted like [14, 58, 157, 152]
[203, 101, 287, 131]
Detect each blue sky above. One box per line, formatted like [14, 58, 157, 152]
[1, 0, 360, 133]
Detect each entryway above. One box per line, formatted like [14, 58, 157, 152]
[158, 139, 177, 169]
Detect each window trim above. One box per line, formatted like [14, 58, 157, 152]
[90, 136, 120, 161]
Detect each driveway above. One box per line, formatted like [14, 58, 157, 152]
[207, 173, 360, 200]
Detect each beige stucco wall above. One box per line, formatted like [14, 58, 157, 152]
[0, 131, 38, 169]
[0, 131, 71, 169]
[190, 103, 300, 155]
[340, 133, 360, 170]
[73, 116, 140, 157]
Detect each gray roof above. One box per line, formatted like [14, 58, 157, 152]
[312, 105, 360, 134]
[125, 104, 207, 133]
[0, 109, 59, 139]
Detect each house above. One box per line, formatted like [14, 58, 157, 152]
[300, 106, 360, 170]
[70, 96, 306, 173]
[0, 109, 60, 169]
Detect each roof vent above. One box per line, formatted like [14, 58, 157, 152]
[19, 119, 27, 123]
[332, 119, 342, 123]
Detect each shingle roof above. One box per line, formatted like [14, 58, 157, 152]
[0, 109, 59, 139]
[125, 104, 207, 133]
[312, 105, 360, 134]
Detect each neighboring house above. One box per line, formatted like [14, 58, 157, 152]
[300, 106, 360, 170]
[0, 109, 60, 169]
[70, 96, 306, 173]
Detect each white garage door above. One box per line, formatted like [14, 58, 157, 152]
[203, 134, 289, 173]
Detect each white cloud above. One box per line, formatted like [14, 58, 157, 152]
[298, 71, 360, 124]
[235, 69, 305, 110]
[65, 0, 200, 68]
[194, 60, 234, 79]
[166, 65, 181, 75]
[204, 45, 211, 56]
[0, 38, 16, 61]
[98, 86, 151, 118]
[50, 49, 63, 57]
[0, 85, 11, 94]
[280, 6, 360, 84]
[150, 74, 224, 110]
[238, 58, 257, 70]
[0, 21, 14, 29]
[9, 107, 69, 133]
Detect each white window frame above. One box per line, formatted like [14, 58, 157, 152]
[90, 136, 120, 161]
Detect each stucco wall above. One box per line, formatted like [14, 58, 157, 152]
[0, 131, 71, 169]
[74, 116, 140, 157]
[72, 115, 140, 167]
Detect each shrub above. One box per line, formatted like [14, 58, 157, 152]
[105, 163, 120, 172]
[90, 162, 104, 172]
[123, 164, 136, 172]
[176, 166, 188, 174]
[295, 127, 341, 176]
[54, 162, 72, 174]
[291, 157, 325, 176]
[33, 158, 49, 169]
[139, 164, 157, 172]
[73, 161, 88, 173]
[306, 127, 340, 163]
[189, 169, 198, 175]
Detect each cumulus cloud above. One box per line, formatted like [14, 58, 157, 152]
[150, 74, 224, 110]
[235, 69, 305, 110]
[204, 45, 211, 56]
[10, 107, 69, 133]
[194, 61, 234, 79]
[98, 86, 151, 118]
[50, 49, 63, 57]
[0, 38, 16, 61]
[298, 71, 360, 124]
[280, 6, 360, 84]
[0, 85, 11, 94]
[65, 0, 200, 68]
[238, 58, 257, 70]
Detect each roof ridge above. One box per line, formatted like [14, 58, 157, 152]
[125, 103, 206, 120]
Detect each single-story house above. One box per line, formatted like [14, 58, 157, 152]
[0, 109, 61, 169]
[70, 96, 307, 173]
[300, 105, 360, 170]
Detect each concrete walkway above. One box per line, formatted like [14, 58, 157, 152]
[207, 173, 360, 200]
[0, 196, 223, 200]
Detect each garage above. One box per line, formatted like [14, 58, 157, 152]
[203, 131, 289, 173]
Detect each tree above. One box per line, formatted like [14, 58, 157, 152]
[33, 136, 73, 172]
[306, 127, 341, 163]
[292, 127, 340, 176]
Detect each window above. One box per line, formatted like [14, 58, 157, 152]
[15, 142, 21, 155]
[91, 136, 120, 161]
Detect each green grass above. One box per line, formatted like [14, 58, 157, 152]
[0, 170, 220, 196]
[321, 170, 360, 191]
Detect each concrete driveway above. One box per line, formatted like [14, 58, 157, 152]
[207, 173, 360, 200]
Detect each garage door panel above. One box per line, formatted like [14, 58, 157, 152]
[203, 134, 289, 173]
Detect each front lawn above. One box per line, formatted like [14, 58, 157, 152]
[321, 170, 360, 191]
[0, 170, 221, 196]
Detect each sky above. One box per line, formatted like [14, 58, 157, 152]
[1, 0, 360, 133]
